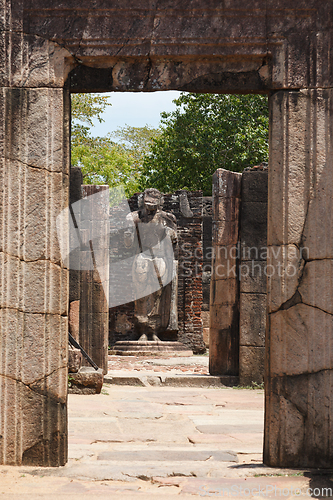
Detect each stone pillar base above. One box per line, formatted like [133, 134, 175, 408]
[68, 367, 104, 394]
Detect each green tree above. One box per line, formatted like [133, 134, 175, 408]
[71, 94, 160, 197]
[71, 131, 141, 196]
[112, 125, 161, 159]
[111, 125, 161, 173]
[71, 93, 110, 126]
[140, 93, 269, 195]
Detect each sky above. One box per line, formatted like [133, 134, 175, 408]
[90, 91, 182, 137]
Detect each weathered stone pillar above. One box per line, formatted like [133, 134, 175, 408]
[209, 169, 241, 376]
[265, 89, 333, 468]
[80, 185, 109, 374]
[69, 167, 83, 341]
[0, 10, 73, 463]
[0, 88, 70, 465]
[202, 197, 213, 349]
[239, 170, 268, 385]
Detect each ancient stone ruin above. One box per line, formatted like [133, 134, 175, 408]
[210, 167, 268, 386]
[109, 189, 206, 354]
[0, 0, 332, 469]
[110, 181, 268, 380]
[112, 188, 192, 355]
[67, 170, 109, 393]
[201, 196, 213, 349]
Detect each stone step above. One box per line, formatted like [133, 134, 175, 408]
[112, 340, 193, 357]
[104, 373, 239, 388]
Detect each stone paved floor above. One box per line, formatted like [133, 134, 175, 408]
[108, 354, 210, 375]
[1, 383, 332, 499]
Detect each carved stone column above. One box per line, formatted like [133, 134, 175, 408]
[0, 19, 72, 465]
[265, 89, 333, 468]
[0, 88, 70, 466]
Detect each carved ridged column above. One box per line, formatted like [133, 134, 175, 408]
[265, 89, 333, 468]
[0, 88, 70, 466]
[0, 12, 72, 465]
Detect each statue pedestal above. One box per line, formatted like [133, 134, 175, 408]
[112, 341, 193, 357]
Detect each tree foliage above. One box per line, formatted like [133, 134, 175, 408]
[140, 93, 269, 195]
[110, 125, 161, 176]
[71, 93, 110, 126]
[112, 125, 160, 158]
[71, 94, 159, 197]
[71, 129, 141, 196]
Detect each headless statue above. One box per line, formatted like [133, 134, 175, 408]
[124, 189, 178, 341]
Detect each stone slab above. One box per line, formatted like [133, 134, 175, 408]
[97, 449, 238, 462]
[163, 375, 238, 388]
[113, 341, 193, 357]
[177, 476, 316, 498]
[104, 374, 238, 388]
[68, 347, 82, 373]
[112, 350, 193, 357]
[242, 170, 268, 203]
[104, 376, 146, 387]
[187, 434, 263, 453]
[239, 346, 265, 386]
[240, 202, 267, 250]
[239, 262, 267, 293]
[69, 300, 80, 341]
[140, 356, 209, 366]
[68, 368, 103, 394]
[195, 425, 264, 434]
[239, 293, 266, 347]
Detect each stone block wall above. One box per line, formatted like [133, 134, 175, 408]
[209, 167, 268, 383]
[69, 167, 83, 341]
[239, 170, 268, 385]
[2, 0, 333, 471]
[109, 190, 206, 354]
[264, 90, 333, 468]
[173, 191, 205, 353]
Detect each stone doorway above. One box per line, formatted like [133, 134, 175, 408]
[1, 1, 332, 469]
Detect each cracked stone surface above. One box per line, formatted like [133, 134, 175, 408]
[265, 89, 333, 468]
[8, 386, 263, 483]
[0, 87, 70, 466]
[0, 385, 330, 498]
[267, 244, 305, 313]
